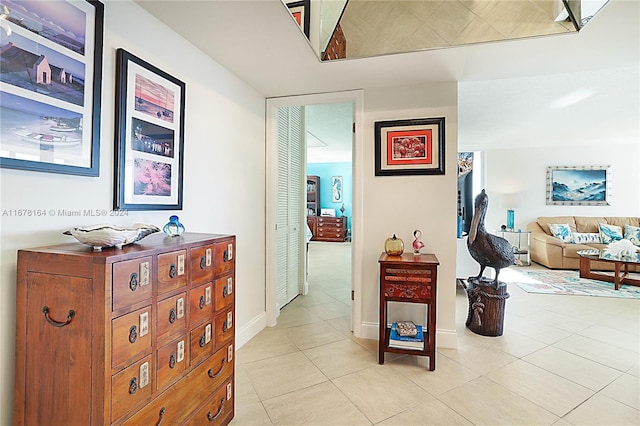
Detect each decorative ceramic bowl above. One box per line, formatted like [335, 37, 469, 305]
[63, 223, 160, 251]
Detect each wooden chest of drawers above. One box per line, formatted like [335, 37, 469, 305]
[307, 216, 347, 242]
[14, 233, 235, 425]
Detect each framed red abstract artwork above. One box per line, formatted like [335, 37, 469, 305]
[286, 0, 310, 38]
[374, 117, 445, 176]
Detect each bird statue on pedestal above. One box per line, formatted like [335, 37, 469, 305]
[467, 190, 515, 288]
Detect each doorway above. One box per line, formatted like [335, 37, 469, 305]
[265, 90, 364, 337]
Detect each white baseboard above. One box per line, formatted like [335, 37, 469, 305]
[235, 312, 267, 350]
[358, 322, 457, 349]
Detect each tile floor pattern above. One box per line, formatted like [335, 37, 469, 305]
[232, 242, 639, 425]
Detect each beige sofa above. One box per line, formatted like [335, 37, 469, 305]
[528, 216, 640, 271]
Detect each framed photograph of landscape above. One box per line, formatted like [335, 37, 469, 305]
[375, 117, 445, 176]
[0, 0, 104, 176]
[114, 48, 185, 211]
[546, 165, 611, 206]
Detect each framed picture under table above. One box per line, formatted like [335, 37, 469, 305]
[0, 0, 104, 176]
[114, 48, 185, 211]
[374, 117, 445, 176]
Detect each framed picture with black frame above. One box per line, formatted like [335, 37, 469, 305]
[0, 0, 104, 176]
[286, 0, 310, 38]
[375, 117, 445, 176]
[114, 48, 185, 211]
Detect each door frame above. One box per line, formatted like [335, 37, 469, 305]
[265, 90, 364, 337]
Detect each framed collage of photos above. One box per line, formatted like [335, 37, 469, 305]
[0, 0, 104, 176]
[114, 48, 185, 211]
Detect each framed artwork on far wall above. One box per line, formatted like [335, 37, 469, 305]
[375, 117, 445, 176]
[114, 48, 185, 211]
[546, 165, 611, 206]
[331, 175, 343, 202]
[0, 0, 104, 176]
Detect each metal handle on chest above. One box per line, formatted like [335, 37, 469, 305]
[42, 306, 75, 328]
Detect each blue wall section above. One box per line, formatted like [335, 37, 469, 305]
[307, 162, 352, 230]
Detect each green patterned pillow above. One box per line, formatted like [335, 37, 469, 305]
[548, 224, 573, 243]
[624, 225, 640, 246]
[599, 223, 623, 244]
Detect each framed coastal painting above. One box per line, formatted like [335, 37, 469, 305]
[546, 165, 611, 206]
[375, 117, 445, 176]
[0, 0, 104, 176]
[114, 48, 185, 211]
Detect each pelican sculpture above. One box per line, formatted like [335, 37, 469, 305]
[467, 190, 515, 287]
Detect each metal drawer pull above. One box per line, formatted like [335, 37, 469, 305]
[169, 354, 176, 369]
[42, 306, 75, 328]
[199, 335, 206, 348]
[222, 320, 228, 332]
[207, 399, 225, 422]
[169, 308, 176, 324]
[200, 256, 206, 269]
[222, 285, 228, 298]
[223, 250, 228, 262]
[129, 377, 137, 394]
[207, 358, 226, 378]
[156, 407, 166, 426]
[199, 295, 205, 309]
[129, 272, 138, 291]
[129, 325, 137, 343]
[169, 264, 177, 278]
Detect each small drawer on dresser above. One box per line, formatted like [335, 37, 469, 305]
[157, 250, 187, 293]
[156, 336, 188, 391]
[111, 355, 153, 422]
[383, 283, 431, 300]
[184, 378, 233, 426]
[214, 241, 235, 276]
[157, 292, 187, 344]
[112, 307, 153, 370]
[190, 321, 213, 366]
[112, 257, 152, 312]
[214, 275, 234, 312]
[190, 245, 214, 286]
[189, 283, 213, 326]
[214, 309, 234, 347]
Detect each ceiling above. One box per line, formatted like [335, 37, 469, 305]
[136, 0, 637, 97]
[135, 0, 638, 161]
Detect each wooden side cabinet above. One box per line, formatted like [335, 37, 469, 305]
[378, 253, 439, 371]
[14, 233, 236, 425]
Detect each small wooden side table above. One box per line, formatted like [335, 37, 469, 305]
[378, 253, 439, 371]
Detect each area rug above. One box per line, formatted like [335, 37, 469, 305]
[500, 268, 640, 299]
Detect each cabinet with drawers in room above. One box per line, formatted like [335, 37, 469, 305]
[14, 232, 236, 425]
[307, 216, 347, 242]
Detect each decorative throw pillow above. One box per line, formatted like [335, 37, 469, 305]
[624, 225, 640, 246]
[548, 224, 573, 243]
[599, 223, 623, 244]
[572, 232, 601, 244]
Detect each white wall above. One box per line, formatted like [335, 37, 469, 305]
[0, 1, 266, 423]
[360, 82, 459, 348]
[459, 67, 640, 231]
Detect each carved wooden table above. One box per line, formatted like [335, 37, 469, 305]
[378, 253, 439, 371]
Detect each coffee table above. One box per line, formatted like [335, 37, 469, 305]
[578, 250, 640, 290]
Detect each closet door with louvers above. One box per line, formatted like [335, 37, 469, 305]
[275, 106, 304, 310]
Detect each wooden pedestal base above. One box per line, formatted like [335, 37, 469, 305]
[465, 277, 510, 336]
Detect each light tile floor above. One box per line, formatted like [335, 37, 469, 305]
[232, 242, 640, 425]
